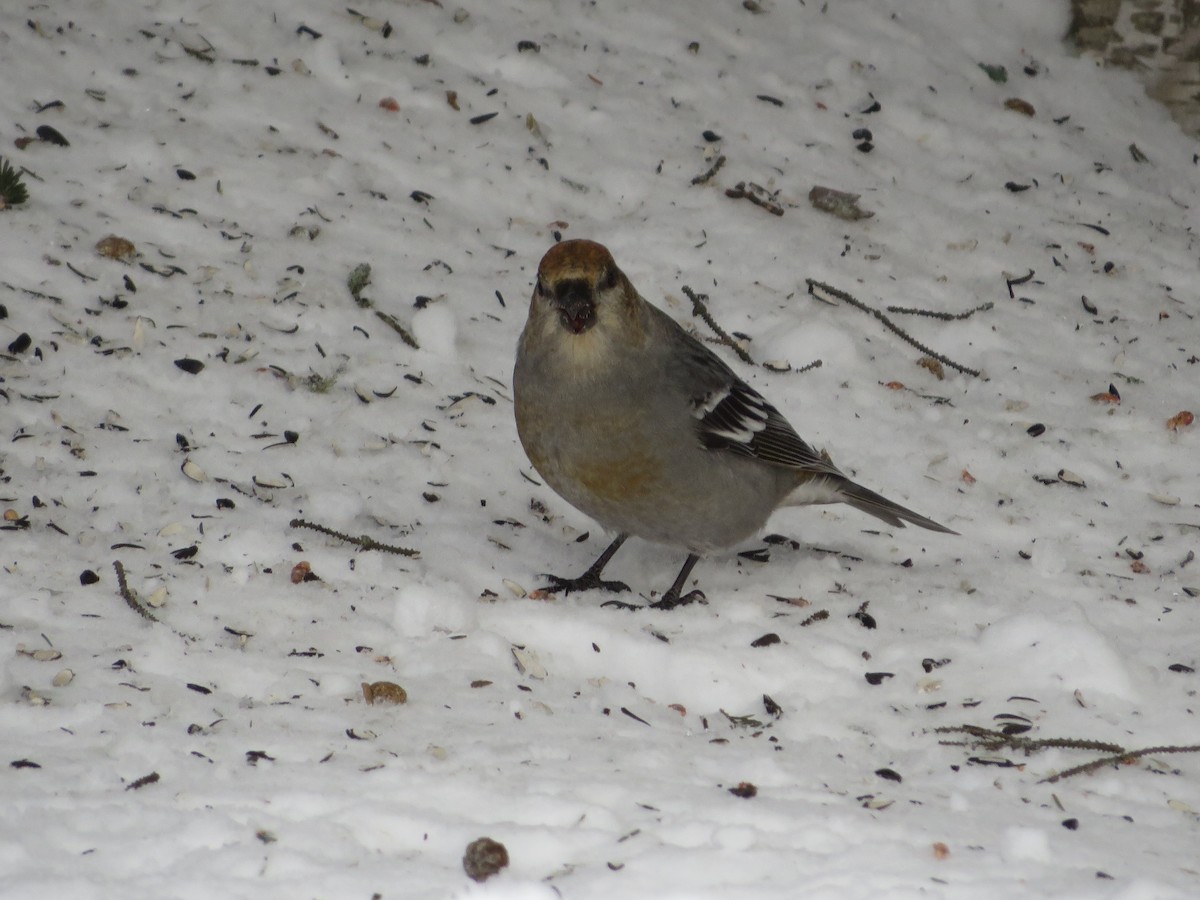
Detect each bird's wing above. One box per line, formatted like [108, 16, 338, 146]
[671, 326, 842, 477]
[653, 306, 956, 533]
[693, 378, 842, 474]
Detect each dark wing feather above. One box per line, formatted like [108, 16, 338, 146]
[676, 334, 841, 477]
[663, 314, 956, 533]
[694, 380, 841, 475]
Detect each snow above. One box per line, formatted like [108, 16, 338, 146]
[2, 0, 1199, 897]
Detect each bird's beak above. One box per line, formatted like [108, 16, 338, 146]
[556, 287, 596, 334]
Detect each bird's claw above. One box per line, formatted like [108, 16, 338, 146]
[542, 573, 631, 596]
[601, 589, 706, 612]
[599, 597, 649, 611]
[650, 589, 705, 611]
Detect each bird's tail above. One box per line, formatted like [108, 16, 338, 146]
[834, 478, 958, 534]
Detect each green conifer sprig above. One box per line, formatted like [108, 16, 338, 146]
[0, 157, 30, 208]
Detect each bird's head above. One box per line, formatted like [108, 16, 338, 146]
[532, 239, 630, 336]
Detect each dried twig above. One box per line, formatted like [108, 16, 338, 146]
[1004, 269, 1035, 299]
[374, 310, 419, 349]
[886, 301, 993, 321]
[681, 286, 754, 365]
[65, 263, 97, 283]
[113, 560, 159, 622]
[290, 518, 419, 557]
[935, 725, 1123, 754]
[180, 35, 217, 63]
[347, 263, 416, 348]
[934, 725, 1200, 783]
[2, 281, 63, 304]
[720, 709, 765, 729]
[681, 286, 823, 376]
[806, 279, 981, 378]
[690, 154, 726, 185]
[125, 771, 161, 791]
[1041, 744, 1200, 784]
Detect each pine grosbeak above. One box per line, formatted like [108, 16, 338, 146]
[514, 239, 955, 609]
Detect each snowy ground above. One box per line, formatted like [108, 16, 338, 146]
[2, 1, 1199, 897]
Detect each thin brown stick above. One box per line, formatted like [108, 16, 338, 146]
[113, 560, 159, 622]
[886, 301, 993, 320]
[806, 279, 982, 378]
[934, 725, 1124, 754]
[691, 154, 726, 185]
[290, 518, 419, 557]
[374, 310, 419, 349]
[1040, 744, 1200, 784]
[934, 725, 1200, 783]
[681, 286, 755, 365]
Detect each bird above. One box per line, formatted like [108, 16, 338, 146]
[512, 239, 956, 610]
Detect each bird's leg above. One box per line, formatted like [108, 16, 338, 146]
[544, 533, 631, 595]
[649, 553, 704, 610]
[603, 553, 706, 612]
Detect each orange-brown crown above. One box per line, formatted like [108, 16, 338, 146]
[537, 239, 617, 283]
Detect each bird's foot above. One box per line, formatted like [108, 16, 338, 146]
[650, 588, 705, 611]
[543, 572, 630, 596]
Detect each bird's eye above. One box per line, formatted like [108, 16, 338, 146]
[598, 267, 618, 291]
